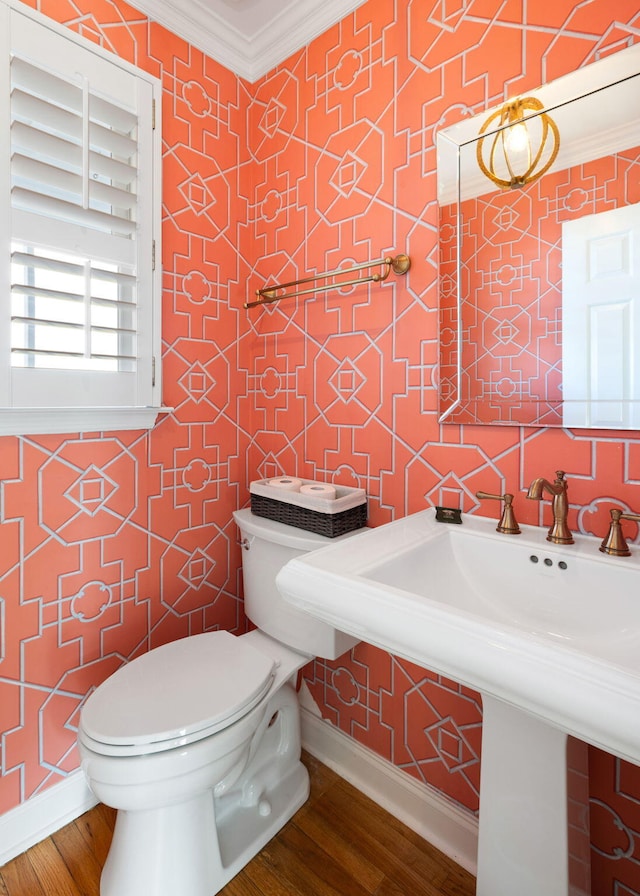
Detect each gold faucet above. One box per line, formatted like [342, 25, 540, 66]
[526, 470, 573, 544]
[600, 508, 640, 556]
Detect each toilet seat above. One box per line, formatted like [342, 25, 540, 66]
[80, 631, 275, 757]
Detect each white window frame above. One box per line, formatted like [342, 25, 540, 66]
[0, 0, 165, 436]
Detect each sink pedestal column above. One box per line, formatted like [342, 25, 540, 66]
[477, 696, 587, 896]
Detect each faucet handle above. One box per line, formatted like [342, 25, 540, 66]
[476, 491, 521, 535]
[600, 508, 640, 557]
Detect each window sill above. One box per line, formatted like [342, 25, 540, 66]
[0, 406, 173, 437]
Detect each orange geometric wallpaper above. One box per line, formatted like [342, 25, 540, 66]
[1, 1, 640, 893]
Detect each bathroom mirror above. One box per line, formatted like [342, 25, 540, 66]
[437, 44, 640, 428]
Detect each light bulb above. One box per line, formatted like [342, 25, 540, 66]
[504, 121, 528, 153]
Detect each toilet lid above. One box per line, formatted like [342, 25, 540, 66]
[81, 631, 275, 750]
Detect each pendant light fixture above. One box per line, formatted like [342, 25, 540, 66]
[476, 96, 560, 189]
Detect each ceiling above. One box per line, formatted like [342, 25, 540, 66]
[131, 0, 367, 82]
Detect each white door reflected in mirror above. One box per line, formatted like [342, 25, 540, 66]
[562, 203, 640, 428]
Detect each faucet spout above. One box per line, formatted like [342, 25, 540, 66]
[527, 477, 559, 500]
[526, 470, 573, 544]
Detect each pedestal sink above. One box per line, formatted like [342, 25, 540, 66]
[276, 510, 640, 896]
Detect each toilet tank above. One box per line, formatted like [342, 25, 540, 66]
[233, 509, 361, 661]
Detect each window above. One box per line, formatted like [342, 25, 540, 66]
[0, 0, 163, 435]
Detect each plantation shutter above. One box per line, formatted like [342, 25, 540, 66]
[2, 4, 159, 417]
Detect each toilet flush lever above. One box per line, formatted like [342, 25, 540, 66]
[238, 537, 250, 551]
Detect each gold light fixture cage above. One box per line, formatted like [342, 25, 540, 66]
[477, 96, 560, 189]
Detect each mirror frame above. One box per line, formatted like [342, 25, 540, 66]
[437, 43, 640, 427]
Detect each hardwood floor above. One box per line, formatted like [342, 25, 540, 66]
[0, 753, 476, 896]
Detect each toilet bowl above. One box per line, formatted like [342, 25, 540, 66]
[78, 509, 363, 896]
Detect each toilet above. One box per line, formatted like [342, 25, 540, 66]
[78, 508, 361, 896]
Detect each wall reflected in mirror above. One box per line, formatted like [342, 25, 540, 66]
[437, 46, 640, 429]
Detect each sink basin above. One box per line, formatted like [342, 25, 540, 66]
[367, 520, 638, 663]
[276, 509, 640, 765]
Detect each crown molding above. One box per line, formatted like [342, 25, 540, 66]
[130, 0, 366, 82]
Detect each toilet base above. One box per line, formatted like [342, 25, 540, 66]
[216, 758, 309, 882]
[99, 684, 309, 896]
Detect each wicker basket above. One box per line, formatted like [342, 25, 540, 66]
[249, 479, 367, 538]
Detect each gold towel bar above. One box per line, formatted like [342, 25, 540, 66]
[244, 253, 411, 309]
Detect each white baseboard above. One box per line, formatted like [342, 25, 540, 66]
[300, 707, 478, 876]
[0, 770, 98, 867]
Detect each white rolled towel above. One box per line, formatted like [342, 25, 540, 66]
[300, 482, 336, 499]
[268, 477, 302, 491]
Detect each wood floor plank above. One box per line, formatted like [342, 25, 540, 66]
[373, 874, 459, 896]
[302, 751, 342, 804]
[52, 816, 102, 896]
[338, 780, 475, 896]
[336, 774, 469, 881]
[240, 854, 304, 896]
[260, 820, 374, 896]
[219, 872, 264, 896]
[440, 869, 477, 896]
[374, 880, 414, 896]
[24, 839, 82, 896]
[293, 800, 385, 893]
[73, 804, 114, 869]
[312, 780, 468, 896]
[334, 776, 442, 853]
[0, 850, 47, 896]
